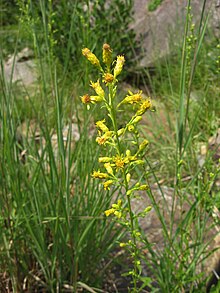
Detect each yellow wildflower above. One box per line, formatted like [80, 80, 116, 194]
[96, 131, 112, 145]
[104, 208, 115, 217]
[114, 55, 125, 78]
[81, 94, 103, 104]
[90, 80, 105, 98]
[102, 43, 112, 66]
[96, 119, 109, 132]
[82, 48, 102, 69]
[120, 91, 143, 105]
[136, 99, 152, 115]
[117, 199, 122, 208]
[96, 136, 107, 145]
[103, 73, 114, 84]
[104, 162, 114, 175]
[114, 211, 122, 219]
[103, 180, 114, 190]
[112, 199, 122, 209]
[113, 155, 125, 171]
[91, 170, 109, 179]
[119, 242, 127, 247]
[81, 94, 91, 104]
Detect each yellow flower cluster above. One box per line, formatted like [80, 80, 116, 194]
[105, 199, 122, 218]
[91, 170, 109, 179]
[95, 119, 112, 146]
[119, 90, 143, 105]
[81, 44, 156, 290]
[81, 44, 153, 225]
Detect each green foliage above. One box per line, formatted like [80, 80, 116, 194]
[52, 0, 137, 79]
[15, 0, 138, 83]
[148, 0, 164, 12]
[0, 0, 19, 26]
[0, 70, 124, 290]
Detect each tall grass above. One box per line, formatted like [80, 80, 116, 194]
[0, 59, 124, 292]
[139, 0, 220, 291]
[0, 1, 129, 292]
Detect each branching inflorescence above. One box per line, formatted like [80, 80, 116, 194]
[81, 44, 153, 291]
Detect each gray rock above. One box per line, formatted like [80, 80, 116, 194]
[2, 47, 38, 86]
[132, 0, 220, 67]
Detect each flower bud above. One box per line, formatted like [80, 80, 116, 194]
[128, 125, 135, 132]
[139, 184, 148, 190]
[104, 162, 114, 175]
[144, 206, 152, 213]
[126, 150, 131, 157]
[96, 119, 109, 132]
[82, 48, 102, 70]
[102, 43, 112, 67]
[90, 80, 105, 98]
[91, 95, 103, 102]
[114, 211, 122, 218]
[139, 139, 149, 151]
[82, 48, 102, 69]
[117, 128, 125, 136]
[114, 55, 125, 78]
[132, 115, 142, 124]
[126, 173, 131, 183]
[104, 208, 115, 217]
[99, 157, 112, 163]
[103, 180, 114, 190]
[92, 170, 109, 179]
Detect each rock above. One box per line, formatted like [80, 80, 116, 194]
[197, 128, 220, 170]
[2, 48, 38, 86]
[209, 128, 220, 162]
[132, 0, 220, 67]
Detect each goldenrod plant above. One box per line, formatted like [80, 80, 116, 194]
[81, 44, 153, 292]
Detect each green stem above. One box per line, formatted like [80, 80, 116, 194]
[108, 83, 139, 292]
[108, 84, 121, 153]
[124, 173, 139, 292]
